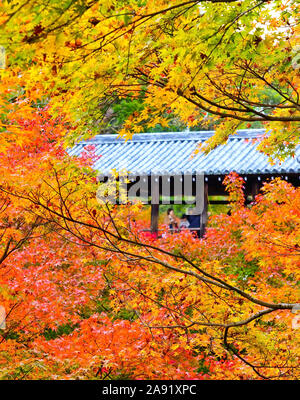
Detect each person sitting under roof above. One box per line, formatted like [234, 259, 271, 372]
[164, 208, 179, 233]
[179, 214, 190, 230]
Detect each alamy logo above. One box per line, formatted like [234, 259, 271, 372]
[96, 171, 205, 215]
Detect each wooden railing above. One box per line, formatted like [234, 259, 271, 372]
[138, 228, 202, 232]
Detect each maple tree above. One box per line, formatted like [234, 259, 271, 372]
[19, 175, 300, 379]
[0, 0, 299, 160]
[0, 90, 213, 379]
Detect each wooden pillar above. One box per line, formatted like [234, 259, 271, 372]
[251, 180, 260, 202]
[151, 204, 159, 234]
[151, 176, 160, 234]
[199, 183, 208, 238]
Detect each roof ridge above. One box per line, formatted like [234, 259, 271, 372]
[77, 129, 267, 144]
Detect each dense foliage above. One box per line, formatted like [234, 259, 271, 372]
[0, 0, 299, 159]
[0, 102, 299, 380]
[0, 0, 299, 380]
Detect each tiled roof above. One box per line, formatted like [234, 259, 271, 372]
[68, 129, 300, 176]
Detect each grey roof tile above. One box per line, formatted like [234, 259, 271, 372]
[68, 130, 300, 176]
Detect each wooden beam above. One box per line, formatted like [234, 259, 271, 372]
[199, 183, 208, 238]
[208, 199, 228, 204]
[251, 181, 260, 201]
[151, 204, 159, 234]
[151, 176, 160, 234]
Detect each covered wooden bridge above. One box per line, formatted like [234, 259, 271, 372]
[69, 129, 300, 236]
